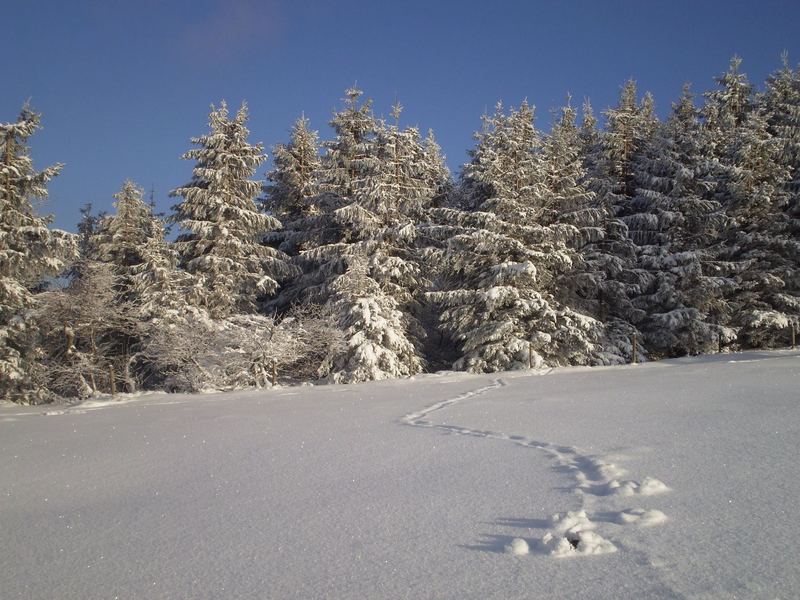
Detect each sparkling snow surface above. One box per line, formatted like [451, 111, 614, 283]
[1, 350, 799, 599]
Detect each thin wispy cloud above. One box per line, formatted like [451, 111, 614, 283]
[178, 0, 284, 64]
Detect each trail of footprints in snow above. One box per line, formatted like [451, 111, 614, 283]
[400, 378, 669, 558]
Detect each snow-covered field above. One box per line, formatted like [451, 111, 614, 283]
[2, 350, 799, 599]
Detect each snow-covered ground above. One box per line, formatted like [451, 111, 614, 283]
[1, 350, 799, 599]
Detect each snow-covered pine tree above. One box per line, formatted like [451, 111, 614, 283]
[94, 181, 162, 296]
[762, 54, 800, 337]
[319, 253, 422, 383]
[428, 101, 602, 372]
[541, 102, 603, 295]
[128, 213, 211, 389]
[262, 115, 322, 255]
[601, 80, 658, 202]
[356, 102, 441, 304]
[577, 85, 657, 361]
[0, 105, 76, 402]
[131, 225, 203, 326]
[321, 86, 377, 199]
[275, 91, 448, 380]
[704, 56, 754, 142]
[170, 101, 295, 318]
[454, 107, 506, 212]
[276, 87, 380, 306]
[353, 103, 451, 368]
[540, 101, 615, 362]
[704, 58, 794, 347]
[626, 85, 732, 355]
[76, 203, 105, 259]
[578, 99, 601, 172]
[421, 129, 452, 208]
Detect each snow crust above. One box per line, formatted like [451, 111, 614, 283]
[1, 349, 799, 599]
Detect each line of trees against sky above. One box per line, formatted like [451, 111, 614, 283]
[2, 56, 799, 403]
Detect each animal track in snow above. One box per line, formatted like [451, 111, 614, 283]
[400, 375, 670, 558]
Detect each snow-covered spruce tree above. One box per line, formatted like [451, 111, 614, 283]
[76, 203, 105, 258]
[355, 103, 445, 306]
[128, 206, 212, 388]
[63, 181, 178, 391]
[321, 86, 377, 199]
[262, 115, 322, 255]
[421, 129, 452, 208]
[454, 108, 504, 212]
[625, 86, 732, 356]
[540, 101, 620, 363]
[762, 54, 800, 337]
[579, 82, 661, 360]
[578, 99, 601, 170]
[704, 58, 794, 347]
[0, 105, 76, 402]
[320, 254, 422, 383]
[276, 91, 447, 380]
[94, 181, 162, 296]
[428, 101, 602, 372]
[353, 103, 452, 368]
[131, 223, 204, 325]
[600, 81, 658, 202]
[170, 101, 295, 318]
[274, 87, 379, 306]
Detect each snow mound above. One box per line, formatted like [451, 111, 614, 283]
[542, 531, 618, 557]
[616, 508, 668, 527]
[608, 476, 670, 496]
[505, 538, 530, 556]
[551, 510, 596, 535]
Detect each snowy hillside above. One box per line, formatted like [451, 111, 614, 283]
[1, 350, 799, 599]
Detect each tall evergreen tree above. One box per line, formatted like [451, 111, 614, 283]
[541, 102, 604, 304]
[262, 115, 322, 255]
[626, 86, 731, 355]
[322, 86, 378, 199]
[276, 88, 379, 306]
[429, 102, 603, 372]
[170, 101, 295, 318]
[705, 58, 794, 346]
[75, 203, 105, 260]
[579, 84, 657, 360]
[763, 54, 800, 332]
[94, 181, 162, 297]
[599, 80, 657, 202]
[131, 227, 203, 326]
[0, 105, 76, 401]
[276, 90, 448, 379]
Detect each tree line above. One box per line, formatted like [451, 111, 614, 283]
[1, 56, 798, 403]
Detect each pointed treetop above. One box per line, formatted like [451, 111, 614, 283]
[620, 79, 638, 109]
[673, 83, 696, 118]
[114, 179, 143, 203]
[344, 85, 364, 108]
[641, 91, 656, 118]
[581, 98, 596, 126]
[391, 100, 403, 124]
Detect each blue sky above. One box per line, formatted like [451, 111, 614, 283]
[6, 0, 800, 231]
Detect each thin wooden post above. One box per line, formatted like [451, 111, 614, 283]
[108, 364, 116, 396]
[718, 332, 723, 354]
[271, 360, 277, 387]
[792, 323, 796, 350]
[631, 333, 638, 364]
[528, 341, 533, 369]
